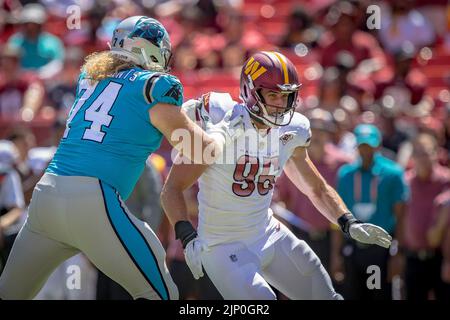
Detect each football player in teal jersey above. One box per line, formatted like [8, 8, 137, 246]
[0, 16, 242, 300]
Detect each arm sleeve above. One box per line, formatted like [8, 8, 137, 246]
[144, 73, 184, 107]
[282, 113, 312, 153]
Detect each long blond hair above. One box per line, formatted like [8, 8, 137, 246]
[82, 51, 165, 83]
[81, 51, 135, 83]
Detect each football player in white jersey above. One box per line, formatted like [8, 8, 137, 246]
[161, 51, 392, 299]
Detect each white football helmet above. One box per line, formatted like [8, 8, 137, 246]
[110, 16, 172, 72]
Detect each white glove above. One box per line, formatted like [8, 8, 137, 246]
[184, 237, 209, 280]
[349, 223, 393, 248]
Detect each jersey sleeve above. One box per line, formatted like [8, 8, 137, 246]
[144, 73, 183, 107]
[181, 91, 236, 129]
[280, 112, 312, 151]
[181, 98, 200, 122]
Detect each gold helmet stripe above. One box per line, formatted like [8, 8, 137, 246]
[268, 51, 289, 84]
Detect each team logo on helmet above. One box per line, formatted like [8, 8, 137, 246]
[244, 57, 267, 81]
[111, 16, 172, 72]
[129, 17, 166, 47]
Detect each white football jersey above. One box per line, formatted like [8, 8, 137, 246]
[183, 92, 311, 245]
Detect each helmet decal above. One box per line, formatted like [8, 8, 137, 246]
[129, 17, 166, 47]
[271, 51, 289, 84]
[244, 57, 267, 81]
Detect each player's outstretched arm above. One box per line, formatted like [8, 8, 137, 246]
[160, 158, 208, 227]
[150, 102, 243, 165]
[285, 146, 392, 248]
[160, 158, 209, 280]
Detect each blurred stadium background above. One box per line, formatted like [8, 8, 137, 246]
[0, 0, 449, 300]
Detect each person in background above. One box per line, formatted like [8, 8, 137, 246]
[332, 124, 408, 299]
[0, 140, 24, 267]
[8, 3, 65, 80]
[429, 190, 450, 288]
[403, 133, 450, 300]
[378, 0, 436, 54]
[6, 126, 37, 204]
[0, 45, 44, 121]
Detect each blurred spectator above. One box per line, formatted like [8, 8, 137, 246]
[378, 104, 410, 159]
[403, 133, 450, 300]
[374, 46, 431, 113]
[46, 46, 84, 116]
[428, 190, 450, 285]
[0, 140, 24, 268]
[443, 104, 450, 154]
[7, 126, 37, 204]
[191, 0, 221, 32]
[0, 0, 20, 44]
[171, 5, 225, 71]
[2, 121, 60, 270]
[332, 124, 408, 299]
[219, 13, 269, 70]
[279, 6, 321, 49]
[320, 1, 386, 74]
[331, 108, 357, 157]
[319, 67, 349, 112]
[378, 0, 436, 54]
[274, 108, 353, 270]
[8, 3, 65, 79]
[0, 45, 44, 121]
[64, 5, 109, 55]
[398, 116, 449, 169]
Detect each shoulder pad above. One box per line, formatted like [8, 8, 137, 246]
[181, 92, 236, 128]
[143, 73, 183, 106]
[279, 112, 312, 148]
[199, 92, 236, 124]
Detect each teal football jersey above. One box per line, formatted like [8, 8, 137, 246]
[47, 67, 183, 200]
